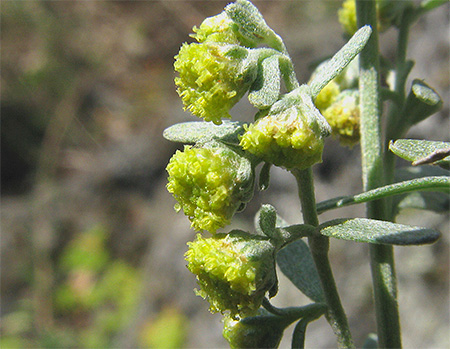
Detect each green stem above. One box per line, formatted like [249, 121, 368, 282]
[356, 1, 402, 347]
[293, 168, 354, 349]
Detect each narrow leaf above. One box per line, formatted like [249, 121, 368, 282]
[319, 218, 441, 245]
[316, 175, 450, 214]
[259, 162, 271, 191]
[309, 25, 372, 98]
[163, 121, 244, 144]
[389, 139, 450, 169]
[277, 240, 325, 302]
[394, 166, 450, 214]
[255, 204, 277, 238]
[291, 319, 308, 349]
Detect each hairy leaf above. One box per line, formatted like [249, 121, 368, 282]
[319, 218, 441, 245]
[163, 121, 245, 144]
[389, 139, 450, 169]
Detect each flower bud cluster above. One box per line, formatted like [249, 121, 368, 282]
[185, 232, 277, 318]
[166, 143, 253, 233]
[312, 59, 360, 146]
[240, 104, 324, 170]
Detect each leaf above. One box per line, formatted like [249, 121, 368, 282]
[249, 55, 281, 109]
[389, 139, 450, 169]
[319, 218, 441, 246]
[255, 204, 277, 238]
[277, 240, 325, 303]
[403, 79, 442, 126]
[394, 166, 450, 214]
[309, 25, 372, 98]
[316, 174, 450, 214]
[258, 162, 271, 191]
[163, 121, 245, 144]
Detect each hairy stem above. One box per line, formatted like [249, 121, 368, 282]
[293, 168, 354, 349]
[356, 1, 402, 347]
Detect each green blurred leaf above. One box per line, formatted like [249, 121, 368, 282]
[277, 240, 324, 302]
[389, 139, 450, 169]
[163, 121, 245, 144]
[249, 55, 281, 109]
[362, 333, 378, 348]
[319, 218, 441, 245]
[291, 319, 308, 349]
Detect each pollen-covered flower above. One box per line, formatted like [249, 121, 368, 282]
[240, 104, 324, 170]
[322, 90, 360, 146]
[166, 143, 254, 233]
[174, 43, 256, 125]
[185, 231, 277, 318]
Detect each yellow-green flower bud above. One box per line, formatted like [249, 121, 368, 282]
[239, 105, 324, 170]
[323, 90, 360, 146]
[174, 43, 256, 125]
[166, 144, 254, 233]
[185, 231, 277, 318]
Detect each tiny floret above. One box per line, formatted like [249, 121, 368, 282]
[185, 232, 276, 318]
[240, 105, 324, 170]
[166, 144, 253, 233]
[174, 43, 255, 125]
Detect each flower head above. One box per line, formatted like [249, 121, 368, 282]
[166, 143, 253, 233]
[240, 104, 324, 170]
[338, 0, 358, 36]
[174, 43, 256, 124]
[185, 231, 277, 318]
[322, 90, 360, 146]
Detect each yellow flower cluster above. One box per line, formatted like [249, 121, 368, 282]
[240, 105, 324, 170]
[166, 145, 252, 233]
[185, 232, 276, 318]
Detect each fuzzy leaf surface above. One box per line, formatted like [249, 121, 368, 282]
[163, 121, 244, 144]
[389, 139, 450, 169]
[319, 218, 441, 245]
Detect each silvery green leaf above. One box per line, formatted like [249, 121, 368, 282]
[403, 79, 442, 126]
[389, 139, 450, 169]
[319, 218, 441, 245]
[163, 121, 245, 144]
[277, 240, 325, 303]
[309, 25, 372, 98]
[249, 55, 281, 109]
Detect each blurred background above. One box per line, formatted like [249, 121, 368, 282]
[1, 1, 449, 348]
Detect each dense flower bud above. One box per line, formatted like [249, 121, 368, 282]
[166, 143, 254, 233]
[239, 104, 324, 170]
[174, 43, 256, 125]
[322, 90, 360, 146]
[185, 231, 277, 318]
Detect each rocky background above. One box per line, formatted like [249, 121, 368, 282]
[1, 1, 449, 348]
